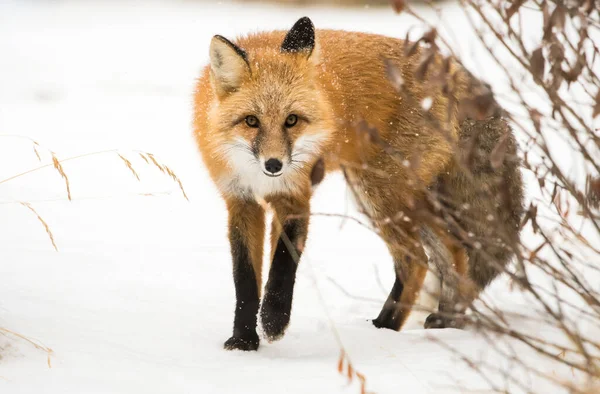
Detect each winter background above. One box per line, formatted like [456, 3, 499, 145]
[0, 0, 593, 393]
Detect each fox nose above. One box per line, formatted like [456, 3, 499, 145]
[264, 158, 283, 174]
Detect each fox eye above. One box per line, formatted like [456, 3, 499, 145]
[245, 115, 259, 128]
[284, 114, 298, 128]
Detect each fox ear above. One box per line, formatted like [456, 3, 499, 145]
[209, 35, 251, 97]
[281, 17, 316, 58]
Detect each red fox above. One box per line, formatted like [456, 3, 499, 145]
[193, 17, 524, 351]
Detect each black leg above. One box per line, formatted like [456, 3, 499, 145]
[372, 276, 404, 329]
[260, 219, 304, 341]
[224, 226, 260, 351]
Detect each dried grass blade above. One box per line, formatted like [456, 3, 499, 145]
[33, 142, 42, 162]
[138, 152, 150, 164]
[0, 327, 54, 368]
[117, 153, 140, 181]
[19, 202, 58, 251]
[51, 153, 72, 201]
[164, 165, 189, 201]
[146, 153, 166, 173]
[140, 151, 188, 201]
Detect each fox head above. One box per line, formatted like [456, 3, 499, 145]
[205, 17, 332, 198]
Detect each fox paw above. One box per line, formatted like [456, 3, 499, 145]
[372, 317, 396, 330]
[224, 334, 259, 351]
[372, 306, 399, 330]
[260, 300, 291, 342]
[424, 313, 465, 329]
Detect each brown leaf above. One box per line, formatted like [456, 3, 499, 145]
[563, 59, 584, 84]
[310, 157, 325, 186]
[475, 93, 499, 119]
[422, 28, 437, 44]
[549, 5, 566, 31]
[457, 99, 473, 123]
[538, 177, 545, 189]
[458, 92, 500, 122]
[593, 90, 600, 118]
[530, 204, 540, 234]
[404, 39, 420, 57]
[520, 203, 539, 233]
[551, 104, 560, 120]
[550, 72, 564, 91]
[548, 40, 565, 64]
[576, 24, 587, 52]
[390, 0, 407, 13]
[590, 177, 600, 196]
[587, 176, 600, 208]
[415, 52, 434, 81]
[582, 0, 595, 15]
[530, 109, 542, 133]
[530, 47, 545, 81]
[550, 182, 558, 204]
[561, 248, 573, 260]
[563, 197, 571, 218]
[542, 1, 550, 29]
[506, 0, 526, 20]
[347, 363, 354, 381]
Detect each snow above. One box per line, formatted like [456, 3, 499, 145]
[0, 0, 596, 393]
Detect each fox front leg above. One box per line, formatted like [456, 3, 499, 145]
[260, 195, 310, 341]
[223, 199, 265, 351]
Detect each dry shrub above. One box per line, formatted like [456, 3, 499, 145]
[341, 0, 600, 392]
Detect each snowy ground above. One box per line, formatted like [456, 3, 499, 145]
[0, 1, 591, 393]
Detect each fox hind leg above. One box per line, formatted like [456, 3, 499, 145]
[421, 227, 473, 329]
[372, 224, 429, 331]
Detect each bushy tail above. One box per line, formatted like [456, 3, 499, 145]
[434, 115, 525, 290]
